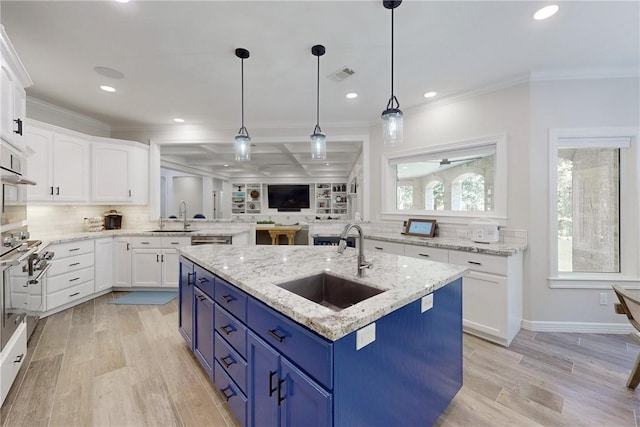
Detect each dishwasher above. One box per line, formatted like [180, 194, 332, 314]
[191, 235, 232, 245]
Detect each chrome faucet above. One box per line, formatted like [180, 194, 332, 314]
[158, 216, 165, 230]
[178, 200, 190, 230]
[337, 223, 372, 278]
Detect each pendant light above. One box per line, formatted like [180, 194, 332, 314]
[310, 44, 327, 160]
[234, 48, 251, 161]
[381, 0, 403, 145]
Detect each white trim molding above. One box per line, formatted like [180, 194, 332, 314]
[522, 320, 635, 334]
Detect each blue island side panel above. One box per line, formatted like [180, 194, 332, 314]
[333, 278, 462, 427]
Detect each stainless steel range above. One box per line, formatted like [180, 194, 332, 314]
[0, 141, 46, 350]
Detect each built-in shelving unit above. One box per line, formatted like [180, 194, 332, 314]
[245, 184, 261, 214]
[231, 184, 246, 214]
[315, 182, 347, 215]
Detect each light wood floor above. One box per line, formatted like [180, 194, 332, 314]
[1, 292, 639, 427]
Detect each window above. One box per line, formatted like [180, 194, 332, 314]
[557, 147, 620, 273]
[383, 134, 506, 218]
[549, 128, 638, 288]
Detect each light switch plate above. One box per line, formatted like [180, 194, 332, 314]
[356, 323, 376, 350]
[421, 294, 434, 313]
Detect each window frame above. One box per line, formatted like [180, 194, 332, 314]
[548, 127, 640, 289]
[381, 133, 507, 223]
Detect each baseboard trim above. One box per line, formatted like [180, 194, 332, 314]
[522, 319, 635, 334]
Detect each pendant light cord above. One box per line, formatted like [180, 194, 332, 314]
[241, 57, 245, 130]
[386, 6, 400, 110]
[315, 53, 321, 132]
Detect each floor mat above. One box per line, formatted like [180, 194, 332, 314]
[108, 291, 178, 305]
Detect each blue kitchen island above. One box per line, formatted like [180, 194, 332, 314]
[178, 245, 467, 427]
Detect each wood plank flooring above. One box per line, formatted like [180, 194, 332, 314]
[1, 292, 638, 427]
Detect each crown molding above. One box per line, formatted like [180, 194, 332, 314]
[530, 66, 640, 82]
[26, 97, 111, 135]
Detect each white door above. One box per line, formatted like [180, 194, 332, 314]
[52, 134, 89, 202]
[131, 249, 161, 287]
[161, 249, 180, 288]
[94, 238, 113, 293]
[113, 238, 132, 287]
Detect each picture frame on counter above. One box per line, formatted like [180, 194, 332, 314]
[405, 218, 437, 238]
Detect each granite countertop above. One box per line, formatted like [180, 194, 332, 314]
[312, 231, 526, 256]
[179, 245, 467, 341]
[36, 228, 249, 246]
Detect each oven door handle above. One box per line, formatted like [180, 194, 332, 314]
[29, 263, 51, 285]
[1, 175, 37, 186]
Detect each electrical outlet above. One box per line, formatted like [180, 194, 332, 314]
[457, 229, 468, 238]
[599, 293, 608, 306]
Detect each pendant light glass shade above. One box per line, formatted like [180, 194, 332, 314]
[310, 44, 327, 160]
[382, 0, 403, 145]
[234, 48, 251, 161]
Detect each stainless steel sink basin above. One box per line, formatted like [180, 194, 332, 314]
[276, 272, 385, 311]
[147, 230, 194, 233]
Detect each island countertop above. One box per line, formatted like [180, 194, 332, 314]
[179, 245, 467, 341]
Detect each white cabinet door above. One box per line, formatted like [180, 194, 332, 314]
[161, 248, 180, 288]
[0, 322, 26, 406]
[130, 145, 149, 205]
[131, 249, 161, 287]
[91, 143, 131, 203]
[462, 270, 508, 342]
[52, 133, 90, 202]
[25, 125, 54, 201]
[113, 238, 132, 287]
[0, 57, 15, 145]
[94, 238, 113, 293]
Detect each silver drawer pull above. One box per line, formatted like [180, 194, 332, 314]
[467, 261, 482, 266]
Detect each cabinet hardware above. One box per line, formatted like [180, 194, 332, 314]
[170, 242, 179, 245]
[198, 277, 209, 284]
[187, 272, 193, 285]
[69, 248, 80, 252]
[222, 295, 234, 303]
[267, 328, 286, 342]
[141, 242, 150, 245]
[56, 186, 60, 195]
[418, 253, 430, 257]
[161, 254, 164, 262]
[13, 354, 23, 364]
[220, 325, 234, 335]
[128, 189, 131, 197]
[467, 261, 482, 266]
[268, 371, 277, 396]
[126, 243, 130, 251]
[156, 254, 159, 262]
[50, 186, 54, 195]
[69, 277, 80, 282]
[69, 262, 80, 266]
[13, 118, 23, 135]
[219, 385, 235, 402]
[277, 378, 286, 405]
[196, 295, 206, 302]
[221, 355, 235, 368]
[69, 292, 80, 297]
[374, 246, 383, 250]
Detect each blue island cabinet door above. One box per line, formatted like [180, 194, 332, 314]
[178, 257, 194, 348]
[280, 358, 332, 427]
[194, 287, 215, 381]
[248, 332, 279, 427]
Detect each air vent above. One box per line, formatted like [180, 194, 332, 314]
[327, 66, 356, 82]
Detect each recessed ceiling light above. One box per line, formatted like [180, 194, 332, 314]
[224, 164, 229, 167]
[424, 91, 437, 98]
[100, 85, 116, 92]
[346, 92, 358, 99]
[534, 4, 559, 20]
[325, 163, 330, 166]
[114, 0, 130, 3]
[94, 66, 124, 79]
[173, 118, 185, 123]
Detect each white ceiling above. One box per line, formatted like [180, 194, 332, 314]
[1, 0, 638, 178]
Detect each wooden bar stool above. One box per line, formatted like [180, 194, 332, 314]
[612, 284, 640, 389]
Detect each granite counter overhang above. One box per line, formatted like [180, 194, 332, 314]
[313, 231, 526, 256]
[179, 245, 468, 341]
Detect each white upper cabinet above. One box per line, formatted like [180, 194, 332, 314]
[26, 122, 90, 203]
[91, 139, 148, 204]
[1, 26, 32, 152]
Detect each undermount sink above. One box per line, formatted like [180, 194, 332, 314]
[147, 229, 194, 233]
[276, 272, 385, 311]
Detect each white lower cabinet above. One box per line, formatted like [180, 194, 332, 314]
[113, 237, 132, 287]
[0, 322, 26, 406]
[44, 240, 95, 312]
[365, 237, 523, 347]
[131, 236, 191, 288]
[94, 238, 113, 293]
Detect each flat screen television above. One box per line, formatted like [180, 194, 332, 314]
[267, 184, 310, 211]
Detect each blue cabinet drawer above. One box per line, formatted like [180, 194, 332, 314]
[193, 264, 215, 299]
[214, 361, 247, 427]
[215, 304, 247, 359]
[247, 298, 333, 390]
[215, 277, 247, 322]
[215, 332, 247, 393]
